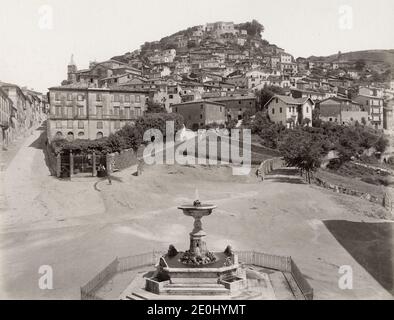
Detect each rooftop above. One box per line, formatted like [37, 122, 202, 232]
[170, 100, 225, 108]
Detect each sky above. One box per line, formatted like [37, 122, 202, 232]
[0, 0, 393, 93]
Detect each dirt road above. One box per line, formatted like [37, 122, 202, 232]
[0, 126, 392, 299]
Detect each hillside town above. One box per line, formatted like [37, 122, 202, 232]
[44, 20, 394, 141]
[1, 15, 394, 302]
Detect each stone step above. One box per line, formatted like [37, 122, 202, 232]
[125, 292, 148, 300]
[164, 283, 225, 288]
[163, 287, 230, 296]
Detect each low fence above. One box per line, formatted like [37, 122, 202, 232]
[80, 250, 313, 300]
[313, 177, 381, 204]
[290, 259, 314, 300]
[235, 251, 313, 300]
[80, 258, 119, 300]
[235, 251, 292, 272]
[257, 157, 285, 180]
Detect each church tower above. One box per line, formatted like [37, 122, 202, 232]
[67, 54, 77, 83]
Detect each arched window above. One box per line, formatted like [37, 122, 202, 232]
[78, 132, 84, 137]
[67, 132, 74, 141]
[55, 131, 63, 138]
[96, 132, 103, 139]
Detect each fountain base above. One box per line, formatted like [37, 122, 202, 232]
[144, 249, 246, 296]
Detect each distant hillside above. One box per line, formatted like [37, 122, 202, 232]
[308, 49, 394, 72]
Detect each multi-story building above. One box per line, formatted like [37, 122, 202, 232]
[208, 95, 257, 121]
[170, 100, 226, 130]
[0, 88, 14, 147]
[354, 94, 384, 129]
[67, 56, 142, 87]
[383, 99, 394, 131]
[47, 84, 149, 141]
[0, 82, 27, 133]
[318, 97, 368, 125]
[264, 95, 314, 128]
[206, 21, 237, 36]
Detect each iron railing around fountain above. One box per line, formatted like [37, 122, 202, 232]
[80, 250, 313, 300]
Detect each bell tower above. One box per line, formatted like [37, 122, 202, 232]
[67, 54, 77, 83]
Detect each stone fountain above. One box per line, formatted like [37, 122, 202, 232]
[144, 197, 246, 296]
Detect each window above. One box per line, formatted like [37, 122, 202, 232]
[67, 93, 72, 101]
[279, 107, 282, 113]
[77, 94, 84, 101]
[272, 108, 275, 114]
[78, 121, 84, 129]
[67, 106, 73, 119]
[96, 94, 102, 102]
[55, 93, 60, 101]
[130, 95, 135, 103]
[200, 114, 203, 119]
[124, 107, 130, 119]
[96, 132, 103, 139]
[114, 94, 120, 102]
[306, 106, 309, 113]
[78, 106, 84, 117]
[55, 106, 61, 116]
[125, 95, 130, 103]
[169, 95, 174, 99]
[115, 120, 120, 129]
[97, 121, 103, 129]
[67, 120, 73, 129]
[201, 104, 203, 110]
[55, 131, 63, 138]
[114, 106, 120, 116]
[78, 132, 84, 137]
[56, 121, 62, 129]
[275, 98, 278, 103]
[136, 95, 141, 103]
[96, 106, 103, 119]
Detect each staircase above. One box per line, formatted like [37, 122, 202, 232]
[161, 282, 230, 296]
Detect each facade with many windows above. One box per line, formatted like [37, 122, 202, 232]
[47, 85, 149, 141]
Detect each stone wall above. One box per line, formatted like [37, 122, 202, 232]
[257, 157, 285, 180]
[383, 189, 394, 216]
[313, 177, 381, 204]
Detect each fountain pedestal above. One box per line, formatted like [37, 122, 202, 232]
[144, 199, 246, 296]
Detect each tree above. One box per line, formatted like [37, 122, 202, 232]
[237, 20, 264, 37]
[375, 135, 389, 153]
[146, 101, 166, 114]
[257, 85, 285, 110]
[279, 129, 323, 183]
[135, 113, 184, 139]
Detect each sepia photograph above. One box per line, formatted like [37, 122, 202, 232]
[0, 0, 393, 306]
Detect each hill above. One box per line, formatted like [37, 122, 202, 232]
[308, 49, 394, 72]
